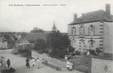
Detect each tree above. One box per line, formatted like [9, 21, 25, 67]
[33, 39, 47, 53]
[47, 31, 71, 58]
[4, 33, 17, 48]
[16, 44, 32, 58]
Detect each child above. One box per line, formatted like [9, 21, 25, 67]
[66, 59, 73, 71]
[31, 58, 36, 67]
[26, 58, 30, 68]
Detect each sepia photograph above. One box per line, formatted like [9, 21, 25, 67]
[0, 0, 113, 73]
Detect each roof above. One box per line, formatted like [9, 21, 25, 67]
[69, 10, 113, 25]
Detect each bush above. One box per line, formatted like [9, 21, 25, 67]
[75, 51, 81, 55]
[96, 47, 103, 55]
[88, 49, 97, 56]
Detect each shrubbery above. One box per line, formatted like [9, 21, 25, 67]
[3, 34, 17, 49]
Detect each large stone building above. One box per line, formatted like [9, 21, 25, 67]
[68, 4, 113, 53]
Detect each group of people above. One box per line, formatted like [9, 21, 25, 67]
[0, 56, 73, 72]
[0, 56, 16, 73]
[25, 57, 43, 69]
[0, 56, 11, 69]
[65, 55, 74, 71]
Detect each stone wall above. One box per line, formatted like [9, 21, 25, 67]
[92, 58, 113, 73]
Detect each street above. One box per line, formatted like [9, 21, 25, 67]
[0, 49, 83, 73]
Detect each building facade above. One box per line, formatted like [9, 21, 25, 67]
[68, 4, 113, 53]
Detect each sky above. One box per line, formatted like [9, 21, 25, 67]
[0, 0, 113, 32]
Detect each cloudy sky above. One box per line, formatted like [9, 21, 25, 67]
[0, 0, 113, 32]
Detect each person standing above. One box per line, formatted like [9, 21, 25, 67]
[7, 59, 11, 68]
[36, 58, 41, 69]
[26, 58, 30, 68]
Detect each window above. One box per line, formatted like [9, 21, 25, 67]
[71, 26, 76, 35]
[79, 39, 85, 50]
[88, 25, 95, 35]
[79, 25, 84, 35]
[88, 39, 95, 49]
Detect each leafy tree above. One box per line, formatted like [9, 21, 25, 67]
[4, 34, 17, 48]
[33, 39, 47, 53]
[47, 31, 71, 58]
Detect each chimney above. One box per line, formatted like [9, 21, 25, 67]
[74, 13, 77, 22]
[105, 4, 111, 17]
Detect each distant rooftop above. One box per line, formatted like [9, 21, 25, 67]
[69, 4, 113, 25]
